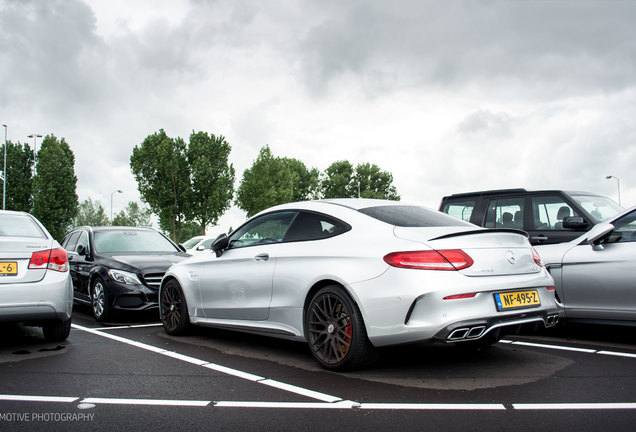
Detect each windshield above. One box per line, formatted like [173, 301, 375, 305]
[570, 194, 624, 222]
[182, 236, 204, 249]
[359, 205, 474, 227]
[0, 214, 47, 238]
[94, 230, 179, 254]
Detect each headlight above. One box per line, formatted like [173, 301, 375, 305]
[108, 269, 142, 285]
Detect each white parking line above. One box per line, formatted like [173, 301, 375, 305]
[93, 324, 163, 331]
[71, 323, 342, 404]
[360, 403, 506, 410]
[500, 339, 636, 359]
[80, 397, 210, 407]
[513, 403, 636, 410]
[3, 395, 636, 411]
[0, 395, 78, 403]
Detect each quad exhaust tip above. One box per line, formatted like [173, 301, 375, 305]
[448, 326, 486, 341]
[545, 314, 559, 327]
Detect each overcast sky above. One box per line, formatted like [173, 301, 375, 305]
[2, 0, 635, 233]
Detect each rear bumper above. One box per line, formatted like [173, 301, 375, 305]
[349, 266, 560, 347]
[0, 272, 73, 324]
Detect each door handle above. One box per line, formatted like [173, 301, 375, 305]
[254, 253, 269, 261]
[531, 235, 549, 242]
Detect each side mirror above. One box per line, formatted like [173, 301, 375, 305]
[196, 245, 205, 251]
[563, 216, 587, 230]
[76, 244, 87, 256]
[212, 234, 229, 257]
[587, 223, 614, 250]
[178, 244, 186, 252]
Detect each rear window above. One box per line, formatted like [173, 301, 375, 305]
[0, 214, 48, 238]
[359, 206, 474, 227]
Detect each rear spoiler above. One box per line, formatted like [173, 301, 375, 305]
[430, 228, 528, 241]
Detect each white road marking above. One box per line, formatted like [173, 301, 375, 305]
[81, 397, 210, 407]
[360, 403, 505, 410]
[94, 324, 163, 331]
[0, 395, 78, 403]
[71, 323, 342, 404]
[501, 339, 636, 359]
[513, 403, 636, 410]
[4, 395, 636, 411]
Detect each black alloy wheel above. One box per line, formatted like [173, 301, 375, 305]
[91, 277, 110, 322]
[305, 285, 377, 371]
[160, 279, 191, 335]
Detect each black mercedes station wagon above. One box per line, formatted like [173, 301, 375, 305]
[61, 226, 189, 321]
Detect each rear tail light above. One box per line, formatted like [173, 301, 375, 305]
[383, 249, 474, 271]
[532, 248, 544, 267]
[546, 286, 555, 291]
[443, 293, 477, 300]
[28, 248, 69, 272]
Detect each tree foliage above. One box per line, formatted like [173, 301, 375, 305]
[73, 198, 110, 227]
[187, 131, 235, 234]
[130, 129, 235, 242]
[321, 160, 355, 199]
[321, 161, 400, 200]
[113, 201, 153, 227]
[32, 135, 79, 240]
[235, 146, 320, 217]
[2, 140, 34, 212]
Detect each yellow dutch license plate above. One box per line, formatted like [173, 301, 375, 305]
[0, 262, 18, 276]
[494, 290, 540, 311]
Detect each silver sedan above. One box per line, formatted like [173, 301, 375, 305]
[536, 206, 636, 324]
[0, 211, 73, 341]
[159, 199, 560, 370]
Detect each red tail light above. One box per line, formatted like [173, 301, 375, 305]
[532, 248, 544, 267]
[28, 248, 69, 272]
[443, 293, 477, 300]
[383, 249, 474, 271]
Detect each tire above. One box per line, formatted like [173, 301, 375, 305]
[91, 277, 110, 322]
[42, 317, 71, 342]
[160, 279, 192, 335]
[305, 285, 378, 371]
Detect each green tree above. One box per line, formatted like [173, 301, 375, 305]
[32, 135, 79, 240]
[112, 201, 153, 226]
[187, 131, 235, 234]
[320, 161, 400, 200]
[235, 145, 319, 217]
[321, 160, 355, 198]
[130, 129, 192, 242]
[73, 198, 109, 227]
[2, 141, 34, 212]
[353, 163, 400, 200]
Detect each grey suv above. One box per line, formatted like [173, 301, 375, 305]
[439, 189, 623, 245]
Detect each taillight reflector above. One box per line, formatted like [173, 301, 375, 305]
[28, 248, 69, 272]
[383, 249, 474, 271]
[443, 293, 478, 300]
[546, 286, 555, 291]
[532, 248, 544, 267]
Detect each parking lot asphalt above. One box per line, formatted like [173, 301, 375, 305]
[1, 306, 635, 431]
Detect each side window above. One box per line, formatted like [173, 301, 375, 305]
[484, 198, 524, 229]
[63, 232, 80, 252]
[283, 211, 350, 242]
[532, 196, 577, 230]
[441, 200, 475, 222]
[199, 238, 215, 249]
[607, 210, 636, 244]
[228, 211, 297, 249]
[75, 231, 89, 254]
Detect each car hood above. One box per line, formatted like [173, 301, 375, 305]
[101, 253, 190, 273]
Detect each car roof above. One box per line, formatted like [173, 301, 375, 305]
[264, 198, 418, 213]
[73, 226, 156, 233]
[441, 189, 602, 199]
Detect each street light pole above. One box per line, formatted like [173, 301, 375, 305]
[2, 124, 7, 210]
[606, 175, 621, 206]
[111, 189, 123, 221]
[27, 134, 42, 175]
